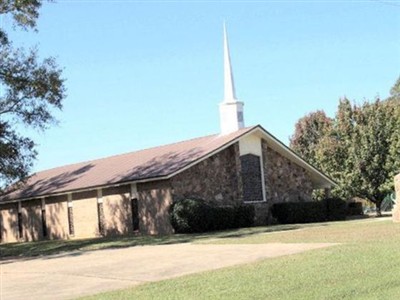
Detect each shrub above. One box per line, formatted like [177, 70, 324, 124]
[322, 197, 347, 220]
[347, 202, 364, 215]
[170, 199, 256, 233]
[271, 202, 325, 224]
[170, 198, 212, 233]
[234, 205, 255, 228]
[210, 206, 236, 230]
[271, 197, 347, 224]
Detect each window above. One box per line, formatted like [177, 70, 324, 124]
[18, 212, 23, 239]
[131, 198, 139, 231]
[237, 111, 243, 122]
[240, 154, 264, 202]
[97, 202, 105, 236]
[68, 206, 74, 236]
[0, 217, 2, 242]
[42, 209, 47, 237]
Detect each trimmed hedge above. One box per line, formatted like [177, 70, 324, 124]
[170, 198, 210, 233]
[235, 205, 256, 228]
[271, 197, 347, 224]
[170, 198, 255, 233]
[271, 202, 325, 224]
[347, 202, 364, 215]
[322, 197, 347, 221]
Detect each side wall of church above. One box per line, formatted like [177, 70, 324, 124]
[0, 138, 318, 243]
[0, 185, 140, 243]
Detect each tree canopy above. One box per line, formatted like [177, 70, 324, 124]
[290, 79, 400, 212]
[0, 0, 65, 188]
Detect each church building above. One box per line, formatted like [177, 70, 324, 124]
[0, 26, 335, 243]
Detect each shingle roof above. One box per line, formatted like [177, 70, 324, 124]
[0, 126, 257, 202]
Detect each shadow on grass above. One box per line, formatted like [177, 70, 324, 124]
[0, 222, 337, 262]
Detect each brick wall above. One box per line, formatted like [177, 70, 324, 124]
[1, 182, 163, 242]
[0, 203, 19, 243]
[137, 180, 173, 235]
[21, 199, 43, 241]
[102, 185, 133, 236]
[46, 195, 69, 240]
[171, 144, 242, 206]
[72, 190, 99, 238]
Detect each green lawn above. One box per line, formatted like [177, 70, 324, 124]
[0, 223, 305, 258]
[80, 218, 400, 300]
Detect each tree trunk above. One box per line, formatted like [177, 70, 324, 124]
[376, 200, 382, 217]
[376, 205, 382, 216]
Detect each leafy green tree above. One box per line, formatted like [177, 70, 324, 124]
[321, 98, 355, 199]
[289, 110, 333, 168]
[0, 0, 65, 187]
[384, 96, 400, 193]
[290, 80, 400, 214]
[389, 76, 400, 99]
[350, 100, 395, 213]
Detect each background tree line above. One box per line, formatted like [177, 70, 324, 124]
[290, 78, 400, 213]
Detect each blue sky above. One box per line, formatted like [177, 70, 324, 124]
[3, 0, 400, 172]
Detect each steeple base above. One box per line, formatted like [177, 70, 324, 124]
[219, 101, 244, 134]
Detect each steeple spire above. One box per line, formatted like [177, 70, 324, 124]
[223, 22, 237, 102]
[219, 23, 245, 134]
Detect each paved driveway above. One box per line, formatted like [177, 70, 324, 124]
[1, 243, 336, 300]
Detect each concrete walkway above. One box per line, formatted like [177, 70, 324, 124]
[0, 243, 337, 300]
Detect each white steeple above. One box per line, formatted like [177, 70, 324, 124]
[219, 23, 245, 134]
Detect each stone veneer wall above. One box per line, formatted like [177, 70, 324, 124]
[170, 144, 242, 206]
[262, 140, 313, 204]
[259, 140, 313, 223]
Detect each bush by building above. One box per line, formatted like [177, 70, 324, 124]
[347, 202, 364, 215]
[170, 199, 255, 233]
[321, 197, 347, 221]
[271, 197, 347, 224]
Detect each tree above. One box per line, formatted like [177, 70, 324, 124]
[290, 80, 400, 214]
[289, 110, 333, 168]
[349, 100, 395, 213]
[389, 76, 400, 99]
[0, 0, 65, 188]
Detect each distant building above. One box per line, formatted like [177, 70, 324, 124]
[0, 26, 334, 243]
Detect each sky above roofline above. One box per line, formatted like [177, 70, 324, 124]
[2, 0, 399, 173]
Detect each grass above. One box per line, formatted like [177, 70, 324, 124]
[79, 218, 400, 300]
[0, 223, 303, 259]
[2, 218, 400, 299]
